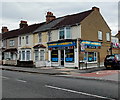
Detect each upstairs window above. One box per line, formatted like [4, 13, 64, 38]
[98, 31, 102, 40]
[9, 40, 14, 47]
[48, 31, 51, 42]
[59, 28, 64, 39]
[38, 33, 42, 42]
[106, 32, 110, 41]
[26, 36, 29, 44]
[19, 37, 21, 46]
[66, 27, 71, 39]
[59, 27, 71, 40]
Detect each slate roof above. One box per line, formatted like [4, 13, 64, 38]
[53, 10, 93, 28]
[34, 9, 93, 33]
[2, 22, 45, 39]
[34, 17, 65, 33]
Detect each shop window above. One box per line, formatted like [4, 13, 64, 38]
[40, 50, 44, 61]
[84, 52, 97, 62]
[51, 50, 58, 62]
[34, 50, 39, 61]
[65, 49, 74, 62]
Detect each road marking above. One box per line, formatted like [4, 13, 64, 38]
[16, 79, 27, 83]
[2, 76, 9, 79]
[45, 85, 115, 100]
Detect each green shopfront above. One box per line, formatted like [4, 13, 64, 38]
[47, 40, 79, 67]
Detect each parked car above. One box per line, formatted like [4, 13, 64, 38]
[104, 54, 120, 69]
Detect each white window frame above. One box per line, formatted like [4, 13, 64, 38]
[20, 49, 31, 61]
[34, 49, 39, 61]
[106, 32, 110, 41]
[58, 27, 71, 40]
[40, 50, 45, 61]
[9, 40, 15, 47]
[98, 31, 103, 40]
[65, 27, 71, 39]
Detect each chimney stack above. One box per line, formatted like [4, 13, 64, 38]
[46, 12, 56, 23]
[2, 26, 9, 33]
[92, 6, 100, 12]
[19, 20, 28, 28]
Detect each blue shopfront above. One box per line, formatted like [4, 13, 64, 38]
[47, 40, 78, 67]
[80, 40, 102, 69]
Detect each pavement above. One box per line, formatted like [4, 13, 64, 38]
[0, 65, 119, 83]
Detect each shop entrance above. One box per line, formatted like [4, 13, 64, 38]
[61, 50, 64, 66]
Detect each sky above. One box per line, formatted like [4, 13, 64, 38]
[0, 1, 119, 35]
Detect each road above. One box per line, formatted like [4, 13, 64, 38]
[2, 70, 119, 99]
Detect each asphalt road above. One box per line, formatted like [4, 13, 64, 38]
[2, 70, 119, 99]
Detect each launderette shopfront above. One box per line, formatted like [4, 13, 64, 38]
[47, 40, 78, 67]
[80, 40, 102, 69]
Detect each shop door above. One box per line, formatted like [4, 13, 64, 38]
[61, 50, 64, 66]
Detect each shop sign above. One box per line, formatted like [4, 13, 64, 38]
[81, 43, 85, 52]
[81, 40, 101, 47]
[112, 43, 120, 48]
[48, 41, 76, 48]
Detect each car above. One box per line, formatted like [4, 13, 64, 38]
[104, 54, 120, 69]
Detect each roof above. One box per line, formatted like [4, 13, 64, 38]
[34, 9, 93, 33]
[34, 17, 65, 33]
[53, 10, 93, 28]
[2, 8, 93, 39]
[2, 22, 45, 39]
[33, 44, 46, 48]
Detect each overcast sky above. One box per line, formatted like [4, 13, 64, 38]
[1, 1, 119, 35]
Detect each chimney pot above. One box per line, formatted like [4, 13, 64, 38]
[19, 20, 28, 28]
[46, 11, 56, 23]
[2, 26, 9, 33]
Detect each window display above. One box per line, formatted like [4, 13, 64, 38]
[51, 50, 58, 62]
[65, 49, 74, 62]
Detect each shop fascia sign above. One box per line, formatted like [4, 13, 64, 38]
[48, 41, 76, 48]
[81, 40, 101, 47]
[80, 40, 101, 51]
[112, 42, 120, 48]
